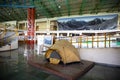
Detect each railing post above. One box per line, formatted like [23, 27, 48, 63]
[79, 35, 82, 48]
[87, 36, 88, 48]
[92, 34, 94, 48]
[97, 34, 99, 48]
[109, 34, 111, 47]
[104, 33, 106, 48]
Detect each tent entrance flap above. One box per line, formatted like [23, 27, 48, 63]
[50, 50, 61, 59]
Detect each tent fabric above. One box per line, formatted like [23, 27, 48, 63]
[45, 40, 81, 64]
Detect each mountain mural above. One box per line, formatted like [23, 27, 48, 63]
[57, 14, 118, 30]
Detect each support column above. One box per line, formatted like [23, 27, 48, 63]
[27, 8, 35, 49]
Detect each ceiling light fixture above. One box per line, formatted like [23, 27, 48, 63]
[58, 5, 61, 8]
[9, 13, 11, 15]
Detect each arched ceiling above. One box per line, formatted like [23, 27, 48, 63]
[0, 0, 120, 22]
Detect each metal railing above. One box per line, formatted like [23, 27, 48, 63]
[56, 34, 120, 48]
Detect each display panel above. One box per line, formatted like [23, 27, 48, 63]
[57, 14, 118, 30]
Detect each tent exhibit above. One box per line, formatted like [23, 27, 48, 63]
[28, 39, 94, 80]
[28, 57, 94, 80]
[45, 40, 81, 64]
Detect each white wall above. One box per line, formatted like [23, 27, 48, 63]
[79, 48, 120, 66]
[3, 21, 17, 26]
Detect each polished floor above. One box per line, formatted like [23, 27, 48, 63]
[0, 43, 120, 80]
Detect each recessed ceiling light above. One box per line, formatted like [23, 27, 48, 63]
[9, 13, 11, 15]
[58, 5, 61, 8]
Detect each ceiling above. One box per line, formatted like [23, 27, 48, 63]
[0, 0, 120, 22]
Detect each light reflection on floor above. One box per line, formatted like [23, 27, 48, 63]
[0, 43, 120, 80]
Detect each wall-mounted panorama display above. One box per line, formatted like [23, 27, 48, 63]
[57, 14, 118, 30]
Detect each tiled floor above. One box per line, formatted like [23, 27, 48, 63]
[79, 65, 120, 80]
[0, 43, 120, 80]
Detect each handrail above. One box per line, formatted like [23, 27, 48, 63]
[56, 34, 120, 48]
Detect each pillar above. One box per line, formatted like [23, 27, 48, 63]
[27, 8, 35, 49]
